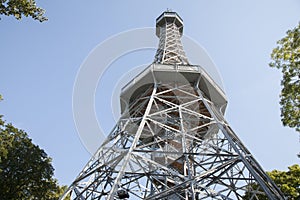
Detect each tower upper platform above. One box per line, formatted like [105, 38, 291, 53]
[154, 11, 189, 65]
[155, 11, 184, 37]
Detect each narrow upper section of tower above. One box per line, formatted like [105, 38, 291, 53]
[154, 11, 189, 65]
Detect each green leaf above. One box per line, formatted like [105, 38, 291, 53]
[269, 22, 300, 133]
[0, 0, 47, 22]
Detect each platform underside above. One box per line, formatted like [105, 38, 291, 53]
[120, 64, 227, 115]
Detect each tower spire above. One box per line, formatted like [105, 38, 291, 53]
[154, 11, 189, 65]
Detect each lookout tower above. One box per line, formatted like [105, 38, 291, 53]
[60, 11, 285, 200]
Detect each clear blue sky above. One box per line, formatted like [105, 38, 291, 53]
[1, 1, 300, 186]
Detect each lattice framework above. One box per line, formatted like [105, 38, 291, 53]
[61, 79, 284, 200]
[154, 12, 189, 65]
[61, 11, 286, 200]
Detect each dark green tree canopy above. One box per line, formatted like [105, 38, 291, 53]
[0, 0, 47, 22]
[270, 23, 300, 132]
[0, 116, 66, 199]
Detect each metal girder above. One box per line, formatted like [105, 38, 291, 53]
[61, 80, 286, 200]
[61, 11, 286, 200]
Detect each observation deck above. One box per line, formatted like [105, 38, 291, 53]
[120, 63, 227, 115]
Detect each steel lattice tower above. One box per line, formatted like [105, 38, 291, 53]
[61, 12, 286, 200]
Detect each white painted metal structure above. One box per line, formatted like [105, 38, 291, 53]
[61, 12, 286, 200]
[154, 12, 189, 65]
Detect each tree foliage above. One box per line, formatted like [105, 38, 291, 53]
[0, 0, 47, 22]
[270, 23, 300, 132]
[244, 164, 300, 199]
[267, 164, 300, 199]
[0, 115, 67, 199]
